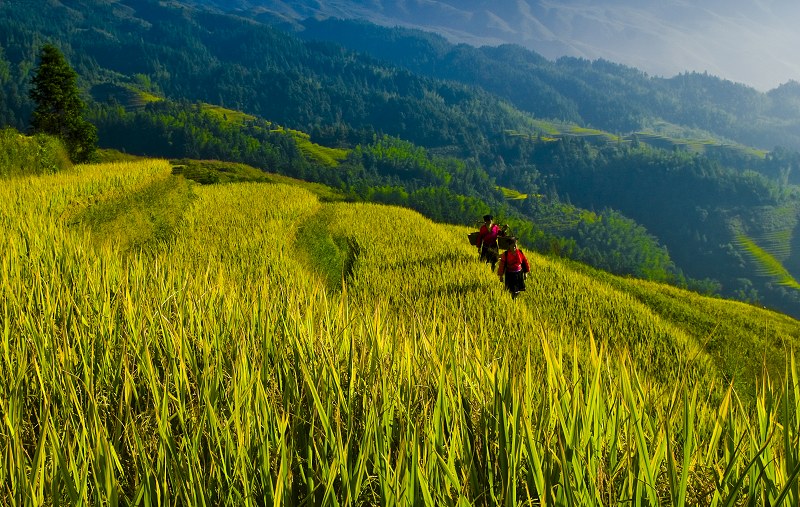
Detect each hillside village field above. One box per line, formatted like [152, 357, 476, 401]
[4, 159, 800, 504]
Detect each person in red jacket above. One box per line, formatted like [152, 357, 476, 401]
[476, 214, 508, 271]
[497, 238, 530, 299]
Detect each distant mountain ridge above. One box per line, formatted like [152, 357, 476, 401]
[294, 17, 800, 152]
[194, 0, 800, 91]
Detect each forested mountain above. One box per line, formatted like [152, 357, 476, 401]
[297, 18, 800, 151]
[193, 0, 800, 92]
[2, 0, 549, 155]
[1, 0, 800, 317]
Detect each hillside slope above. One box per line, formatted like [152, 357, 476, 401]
[3, 158, 800, 502]
[3, 0, 800, 317]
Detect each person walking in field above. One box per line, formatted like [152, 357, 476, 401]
[476, 214, 508, 271]
[498, 238, 530, 299]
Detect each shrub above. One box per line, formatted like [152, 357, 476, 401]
[0, 127, 72, 177]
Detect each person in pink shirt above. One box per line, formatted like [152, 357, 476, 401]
[497, 238, 530, 299]
[476, 214, 508, 271]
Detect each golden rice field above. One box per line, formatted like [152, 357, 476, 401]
[2, 159, 800, 505]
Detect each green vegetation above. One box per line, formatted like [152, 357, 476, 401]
[301, 18, 800, 152]
[498, 185, 529, 200]
[0, 127, 71, 177]
[3, 159, 800, 504]
[201, 103, 256, 125]
[90, 83, 162, 111]
[94, 148, 147, 163]
[171, 158, 270, 185]
[3, 3, 800, 503]
[1, 0, 800, 314]
[172, 158, 346, 202]
[28, 44, 97, 162]
[68, 163, 193, 252]
[92, 100, 309, 177]
[508, 120, 768, 160]
[282, 128, 348, 167]
[736, 233, 800, 290]
[86, 100, 725, 297]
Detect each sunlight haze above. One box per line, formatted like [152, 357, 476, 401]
[234, 0, 800, 90]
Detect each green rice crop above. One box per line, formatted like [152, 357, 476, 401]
[736, 233, 800, 290]
[1, 160, 800, 504]
[201, 103, 258, 126]
[280, 128, 348, 167]
[498, 186, 529, 200]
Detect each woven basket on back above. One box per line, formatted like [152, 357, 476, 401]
[498, 235, 517, 250]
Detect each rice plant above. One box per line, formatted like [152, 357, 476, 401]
[1, 159, 800, 505]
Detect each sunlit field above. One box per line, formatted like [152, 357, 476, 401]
[2, 160, 800, 505]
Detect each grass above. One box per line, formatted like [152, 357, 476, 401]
[281, 128, 348, 167]
[135, 89, 162, 105]
[736, 233, 800, 290]
[497, 185, 529, 200]
[2, 158, 800, 504]
[201, 103, 258, 125]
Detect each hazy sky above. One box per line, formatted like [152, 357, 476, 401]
[522, 0, 800, 90]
